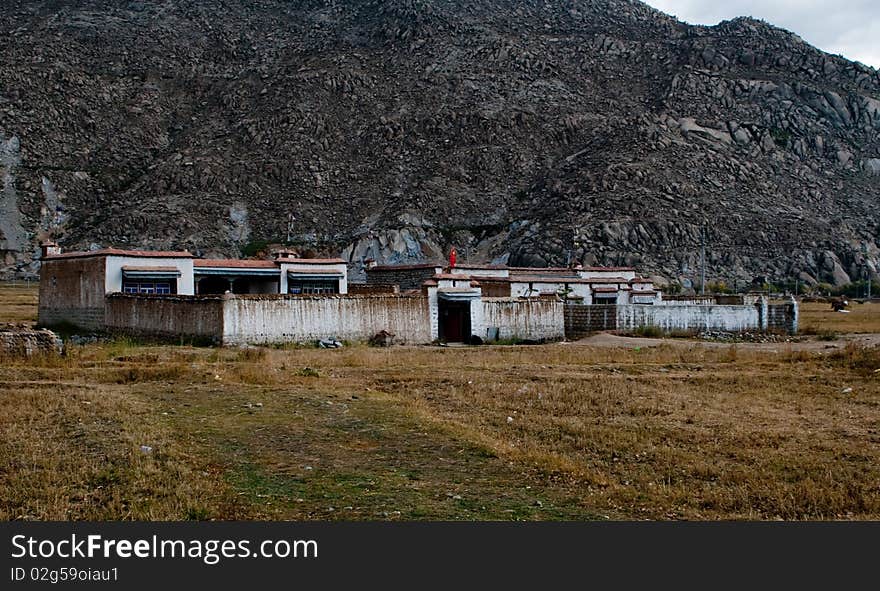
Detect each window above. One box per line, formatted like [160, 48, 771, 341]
[123, 282, 173, 294]
[288, 280, 338, 295]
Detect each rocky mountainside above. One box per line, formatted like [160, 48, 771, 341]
[1, 0, 879, 288]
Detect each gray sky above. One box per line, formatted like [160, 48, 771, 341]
[644, 1, 880, 69]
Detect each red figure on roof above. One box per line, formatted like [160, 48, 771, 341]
[449, 247, 457, 268]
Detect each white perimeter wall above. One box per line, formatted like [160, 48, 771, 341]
[481, 299, 565, 341]
[222, 295, 430, 345]
[616, 304, 760, 332]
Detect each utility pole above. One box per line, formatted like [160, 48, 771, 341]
[700, 221, 706, 295]
[863, 242, 871, 300]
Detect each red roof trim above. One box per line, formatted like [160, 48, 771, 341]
[44, 248, 193, 260]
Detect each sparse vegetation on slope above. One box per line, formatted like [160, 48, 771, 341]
[1, 1, 879, 287]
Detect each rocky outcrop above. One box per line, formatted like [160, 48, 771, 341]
[0, 1, 878, 287]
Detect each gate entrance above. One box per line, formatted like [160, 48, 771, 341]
[439, 300, 471, 343]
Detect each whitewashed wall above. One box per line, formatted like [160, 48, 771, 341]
[221, 295, 430, 345]
[450, 267, 509, 278]
[481, 299, 565, 341]
[616, 304, 760, 332]
[577, 269, 636, 280]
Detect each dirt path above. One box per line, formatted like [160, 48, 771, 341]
[575, 332, 880, 352]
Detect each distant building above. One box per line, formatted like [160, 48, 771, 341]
[36, 245, 796, 344]
[38, 244, 346, 330]
[367, 262, 663, 305]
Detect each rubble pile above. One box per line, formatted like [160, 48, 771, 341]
[0, 325, 62, 357]
[698, 330, 796, 343]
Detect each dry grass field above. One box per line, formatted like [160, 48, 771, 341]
[1, 284, 879, 520]
[800, 301, 880, 334]
[0, 280, 38, 324]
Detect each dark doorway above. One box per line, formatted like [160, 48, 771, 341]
[197, 276, 230, 294]
[439, 300, 471, 343]
[232, 278, 252, 294]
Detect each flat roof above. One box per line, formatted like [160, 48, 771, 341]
[121, 266, 182, 272]
[473, 275, 630, 284]
[280, 258, 346, 265]
[369, 263, 442, 271]
[44, 248, 193, 260]
[449, 264, 507, 270]
[287, 268, 345, 275]
[369, 263, 637, 272]
[507, 266, 574, 273]
[195, 259, 278, 269]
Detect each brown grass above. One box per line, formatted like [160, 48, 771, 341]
[0, 281, 39, 325]
[1, 341, 878, 521]
[2, 285, 879, 520]
[800, 301, 880, 334]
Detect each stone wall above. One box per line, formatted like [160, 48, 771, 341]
[0, 326, 62, 357]
[365, 267, 439, 290]
[481, 299, 564, 341]
[105, 294, 224, 341]
[222, 294, 431, 345]
[562, 300, 796, 336]
[564, 304, 618, 338]
[767, 300, 799, 334]
[347, 283, 400, 295]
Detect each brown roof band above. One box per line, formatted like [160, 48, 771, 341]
[279, 258, 346, 264]
[287, 268, 345, 275]
[369, 263, 442, 271]
[195, 259, 278, 269]
[44, 248, 193, 260]
[121, 266, 181, 272]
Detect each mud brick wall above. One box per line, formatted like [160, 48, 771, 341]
[38, 256, 106, 330]
[105, 294, 224, 341]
